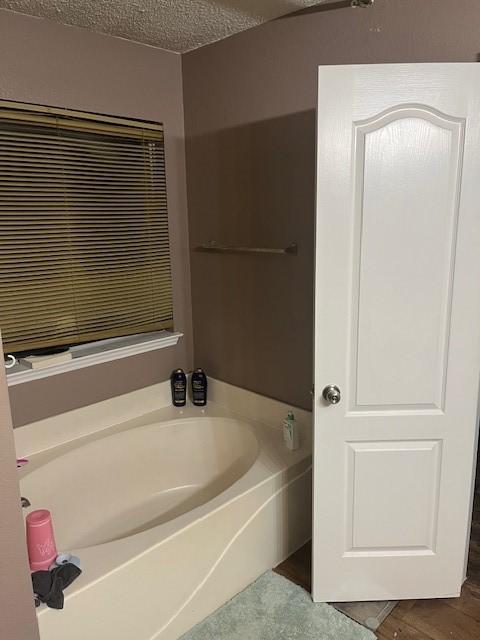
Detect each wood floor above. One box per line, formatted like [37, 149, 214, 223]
[274, 486, 480, 639]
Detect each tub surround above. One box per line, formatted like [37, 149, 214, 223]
[15, 378, 311, 461]
[15, 379, 312, 640]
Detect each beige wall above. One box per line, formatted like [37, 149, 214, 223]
[0, 10, 193, 426]
[182, 0, 480, 410]
[0, 348, 39, 640]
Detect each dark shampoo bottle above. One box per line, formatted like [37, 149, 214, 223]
[171, 369, 187, 407]
[191, 368, 207, 406]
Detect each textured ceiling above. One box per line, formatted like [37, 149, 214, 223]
[0, 0, 330, 53]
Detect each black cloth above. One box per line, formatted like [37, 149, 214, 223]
[32, 562, 82, 609]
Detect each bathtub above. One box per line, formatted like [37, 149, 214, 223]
[17, 380, 312, 640]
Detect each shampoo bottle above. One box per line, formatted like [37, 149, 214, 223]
[171, 369, 187, 407]
[191, 368, 207, 406]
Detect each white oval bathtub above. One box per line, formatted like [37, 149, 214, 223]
[21, 417, 259, 550]
[20, 400, 311, 640]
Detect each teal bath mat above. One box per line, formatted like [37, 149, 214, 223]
[181, 571, 376, 640]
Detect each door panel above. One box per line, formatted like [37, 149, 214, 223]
[353, 107, 463, 410]
[313, 64, 480, 602]
[345, 440, 442, 553]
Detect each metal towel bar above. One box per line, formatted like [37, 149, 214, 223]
[195, 241, 298, 256]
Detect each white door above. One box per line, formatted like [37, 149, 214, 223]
[313, 64, 480, 602]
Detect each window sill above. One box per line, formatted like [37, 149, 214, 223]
[6, 331, 183, 386]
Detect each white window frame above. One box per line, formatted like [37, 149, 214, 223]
[5, 331, 182, 386]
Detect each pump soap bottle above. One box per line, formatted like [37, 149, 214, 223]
[283, 411, 299, 450]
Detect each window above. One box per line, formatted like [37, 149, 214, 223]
[0, 101, 173, 355]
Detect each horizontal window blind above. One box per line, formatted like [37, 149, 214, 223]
[0, 102, 173, 353]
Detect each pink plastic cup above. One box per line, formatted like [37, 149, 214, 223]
[26, 509, 58, 572]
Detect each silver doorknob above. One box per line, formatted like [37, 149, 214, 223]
[322, 385, 341, 405]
